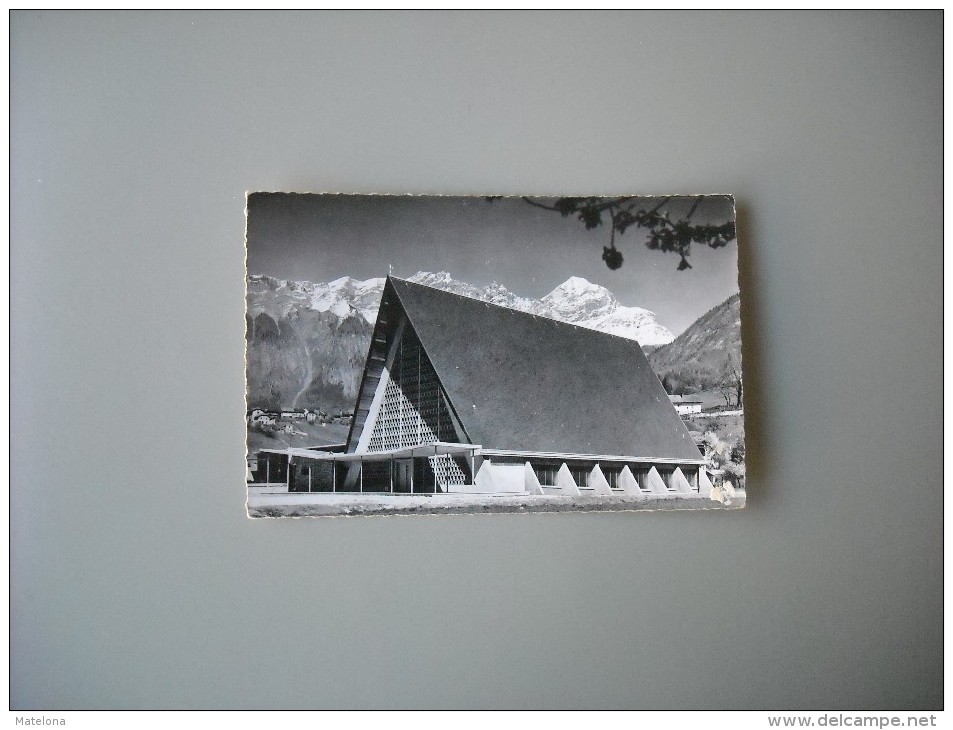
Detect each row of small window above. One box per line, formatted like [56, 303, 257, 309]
[379, 406, 442, 417]
[534, 464, 700, 492]
[369, 426, 450, 451]
[378, 390, 441, 414]
[371, 416, 447, 434]
[534, 465, 596, 488]
[373, 407, 451, 433]
[532, 464, 643, 490]
[387, 387, 441, 401]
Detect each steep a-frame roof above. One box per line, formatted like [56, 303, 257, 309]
[351, 276, 702, 461]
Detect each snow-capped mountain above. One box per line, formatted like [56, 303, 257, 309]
[245, 271, 675, 412]
[247, 271, 674, 345]
[534, 276, 674, 346]
[246, 274, 385, 324]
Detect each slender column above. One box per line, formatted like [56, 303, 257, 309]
[410, 454, 414, 494]
[434, 446, 438, 494]
[285, 454, 291, 489]
[266, 458, 270, 484]
[389, 456, 394, 493]
[417, 342, 424, 444]
[332, 460, 337, 493]
[308, 466, 312, 493]
[360, 457, 363, 493]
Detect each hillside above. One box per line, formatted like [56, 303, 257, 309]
[245, 277, 373, 412]
[647, 293, 742, 394]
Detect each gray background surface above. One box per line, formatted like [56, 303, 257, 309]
[11, 11, 943, 709]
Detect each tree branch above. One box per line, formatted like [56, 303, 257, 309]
[520, 197, 562, 212]
[685, 195, 703, 220]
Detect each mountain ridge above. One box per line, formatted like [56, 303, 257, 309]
[247, 270, 675, 345]
[245, 271, 739, 412]
[647, 292, 742, 393]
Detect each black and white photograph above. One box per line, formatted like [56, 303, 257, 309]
[13, 9, 941, 715]
[245, 194, 745, 517]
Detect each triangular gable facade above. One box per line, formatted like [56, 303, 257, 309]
[362, 322, 463, 451]
[347, 277, 702, 461]
[346, 278, 470, 453]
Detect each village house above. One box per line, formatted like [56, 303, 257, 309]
[668, 394, 704, 416]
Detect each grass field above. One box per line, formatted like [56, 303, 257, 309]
[677, 389, 745, 450]
[246, 421, 351, 453]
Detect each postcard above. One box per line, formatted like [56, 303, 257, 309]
[245, 194, 745, 517]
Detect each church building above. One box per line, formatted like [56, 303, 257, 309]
[250, 276, 713, 500]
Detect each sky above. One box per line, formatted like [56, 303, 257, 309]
[245, 193, 739, 336]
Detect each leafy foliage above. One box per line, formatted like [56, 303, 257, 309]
[491, 195, 736, 270]
[699, 428, 746, 489]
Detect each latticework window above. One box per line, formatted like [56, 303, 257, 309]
[367, 328, 458, 452]
[428, 454, 469, 489]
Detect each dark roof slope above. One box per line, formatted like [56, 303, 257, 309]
[387, 277, 702, 460]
